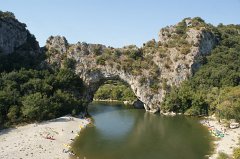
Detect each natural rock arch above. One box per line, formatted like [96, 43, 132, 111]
[45, 18, 217, 113]
[82, 75, 145, 108]
[78, 67, 147, 109]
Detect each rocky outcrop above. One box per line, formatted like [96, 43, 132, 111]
[0, 11, 39, 54]
[45, 18, 217, 113]
[156, 18, 217, 87]
[45, 36, 69, 65]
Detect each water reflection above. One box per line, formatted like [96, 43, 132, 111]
[94, 110, 134, 139]
[71, 102, 212, 159]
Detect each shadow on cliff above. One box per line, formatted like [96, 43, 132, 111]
[0, 34, 44, 72]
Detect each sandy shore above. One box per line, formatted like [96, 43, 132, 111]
[201, 117, 240, 159]
[0, 115, 90, 159]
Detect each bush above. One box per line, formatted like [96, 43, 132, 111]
[175, 21, 187, 35]
[180, 46, 191, 55]
[217, 152, 229, 159]
[184, 107, 201, 116]
[96, 56, 106, 65]
[139, 77, 146, 86]
[0, 11, 15, 19]
[7, 105, 19, 122]
[22, 93, 51, 121]
[128, 49, 142, 60]
[233, 148, 240, 159]
[92, 44, 102, 56]
[63, 58, 76, 70]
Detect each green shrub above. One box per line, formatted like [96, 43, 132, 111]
[180, 46, 191, 55]
[162, 79, 168, 90]
[92, 44, 102, 56]
[128, 49, 142, 60]
[175, 21, 187, 35]
[96, 56, 106, 65]
[63, 58, 76, 70]
[139, 77, 147, 86]
[113, 50, 122, 57]
[184, 107, 201, 116]
[233, 148, 240, 159]
[0, 11, 15, 19]
[217, 152, 229, 159]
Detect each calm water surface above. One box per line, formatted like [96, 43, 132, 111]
[71, 102, 212, 159]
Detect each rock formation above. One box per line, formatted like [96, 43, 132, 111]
[0, 11, 39, 55]
[45, 18, 217, 113]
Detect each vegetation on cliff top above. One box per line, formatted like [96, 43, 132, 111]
[162, 24, 240, 120]
[0, 11, 15, 19]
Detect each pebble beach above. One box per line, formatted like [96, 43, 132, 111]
[201, 117, 240, 159]
[0, 115, 90, 159]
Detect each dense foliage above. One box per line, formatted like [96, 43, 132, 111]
[216, 152, 229, 159]
[0, 51, 43, 72]
[0, 68, 86, 127]
[94, 80, 137, 102]
[0, 11, 87, 127]
[162, 24, 240, 119]
[233, 147, 240, 159]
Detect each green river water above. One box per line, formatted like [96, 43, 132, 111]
[71, 102, 213, 159]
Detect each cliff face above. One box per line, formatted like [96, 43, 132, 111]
[156, 21, 217, 86]
[0, 11, 39, 54]
[45, 18, 217, 113]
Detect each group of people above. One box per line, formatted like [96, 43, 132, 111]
[201, 119, 226, 138]
[62, 116, 91, 158]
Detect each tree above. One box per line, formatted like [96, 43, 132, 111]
[22, 93, 51, 121]
[7, 105, 19, 122]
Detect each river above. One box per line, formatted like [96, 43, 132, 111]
[71, 102, 213, 159]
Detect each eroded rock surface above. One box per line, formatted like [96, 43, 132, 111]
[0, 11, 39, 54]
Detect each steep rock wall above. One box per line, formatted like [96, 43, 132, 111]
[0, 11, 39, 54]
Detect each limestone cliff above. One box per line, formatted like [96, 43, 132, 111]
[0, 11, 39, 55]
[45, 17, 217, 113]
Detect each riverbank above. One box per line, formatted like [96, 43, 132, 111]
[0, 115, 90, 159]
[201, 116, 240, 159]
[93, 99, 122, 102]
[93, 99, 135, 106]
